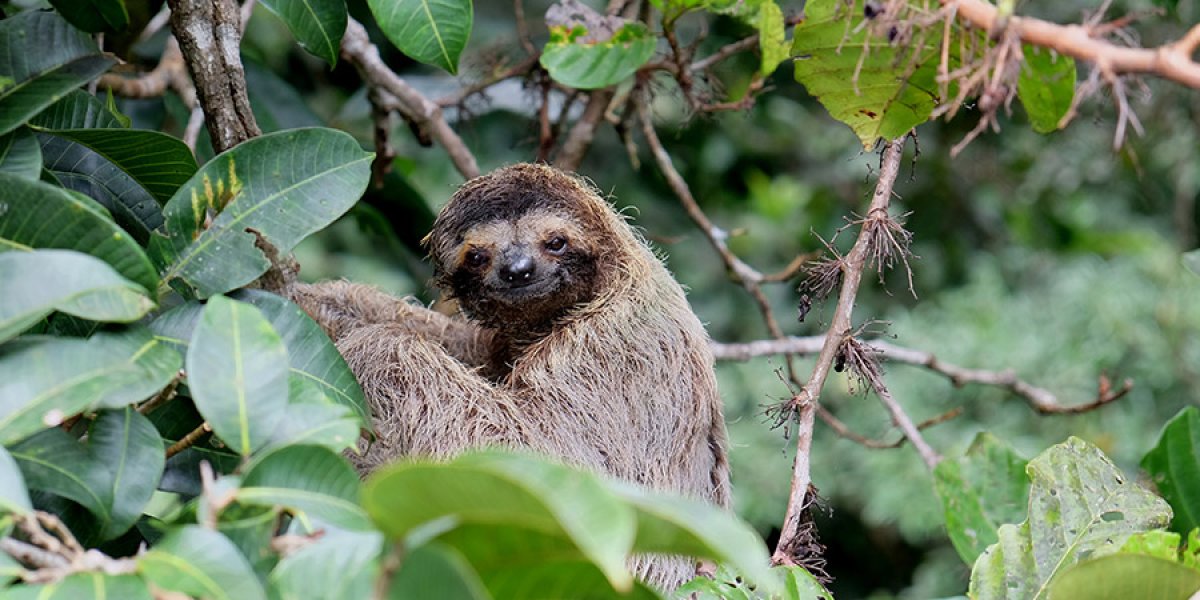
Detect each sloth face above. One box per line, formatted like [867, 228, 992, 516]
[445, 211, 599, 330]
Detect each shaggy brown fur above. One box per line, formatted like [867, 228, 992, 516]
[289, 164, 731, 590]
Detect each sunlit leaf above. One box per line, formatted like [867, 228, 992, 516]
[367, 0, 473, 74]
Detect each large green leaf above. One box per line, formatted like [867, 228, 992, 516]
[269, 528, 382, 600]
[233, 289, 369, 427]
[1047, 554, 1200, 600]
[148, 128, 372, 298]
[792, 0, 944, 148]
[0, 127, 40, 180]
[367, 0, 473, 74]
[0, 250, 154, 344]
[239, 445, 369, 530]
[0, 446, 31, 517]
[540, 22, 656, 89]
[186, 296, 289, 455]
[10, 428, 112, 534]
[1, 573, 152, 600]
[387, 543, 491, 600]
[0, 175, 158, 290]
[139, 526, 267, 600]
[0, 12, 116, 136]
[0, 327, 179, 445]
[266, 376, 360, 452]
[259, 0, 347, 66]
[1017, 44, 1076, 134]
[48, 0, 131, 33]
[366, 451, 638, 591]
[934, 432, 1030, 565]
[28, 89, 126, 130]
[1142, 406, 1200, 534]
[35, 128, 198, 243]
[969, 437, 1173, 600]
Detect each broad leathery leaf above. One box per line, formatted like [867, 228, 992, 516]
[0, 250, 154, 344]
[1, 573, 152, 600]
[0, 175, 158, 290]
[368, 0, 473, 74]
[1017, 44, 1076, 134]
[934, 432, 1030, 565]
[1047, 554, 1200, 600]
[792, 0, 944, 148]
[366, 451, 637, 592]
[265, 376, 360, 453]
[259, 0, 347, 66]
[0, 446, 31, 517]
[139, 525, 267, 600]
[1142, 406, 1200, 534]
[969, 437, 1173, 600]
[0, 12, 116, 136]
[48, 0, 131, 33]
[609, 481, 779, 597]
[186, 296, 289, 455]
[269, 528, 382, 600]
[10, 428, 112, 532]
[0, 327, 179, 444]
[387, 543, 491, 600]
[239, 444, 369, 530]
[148, 128, 372, 298]
[0, 127, 40, 180]
[540, 23, 656, 89]
[233, 289, 369, 427]
[88, 408, 165, 540]
[757, 1, 789, 75]
[215, 503, 279, 577]
[28, 89, 126, 130]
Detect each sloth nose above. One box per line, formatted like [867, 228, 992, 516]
[499, 255, 536, 284]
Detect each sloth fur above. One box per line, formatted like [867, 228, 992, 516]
[289, 163, 731, 589]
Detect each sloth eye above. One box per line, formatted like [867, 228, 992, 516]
[544, 236, 568, 255]
[464, 248, 490, 267]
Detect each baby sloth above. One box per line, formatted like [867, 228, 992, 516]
[290, 163, 730, 589]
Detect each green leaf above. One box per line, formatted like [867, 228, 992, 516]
[969, 437, 1173, 600]
[366, 451, 637, 592]
[139, 526, 267, 600]
[0, 327, 180, 444]
[0, 127, 41, 180]
[540, 23, 656, 89]
[232, 289, 370, 427]
[0, 250, 154, 344]
[677, 564, 828, 600]
[387, 543, 491, 600]
[0, 446, 32, 516]
[239, 445, 369, 530]
[1047, 554, 1200, 600]
[1, 573, 152, 600]
[35, 128, 198, 243]
[934, 432, 1030, 565]
[367, 0, 473, 74]
[0, 175, 158, 291]
[0, 552, 20, 586]
[1142, 406, 1200, 534]
[148, 128, 372, 298]
[757, 1, 788, 75]
[0, 12, 116, 136]
[269, 528, 382, 600]
[88, 408, 165, 540]
[1017, 44, 1076, 134]
[48, 0, 131, 33]
[186, 296, 290, 455]
[216, 503, 280, 577]
[10, 428, 112, 532]
[259, 0, 347, 66]
[266, 377, 361, 452]
[28, 89, 126, 130]
[792, 0, 943, 148]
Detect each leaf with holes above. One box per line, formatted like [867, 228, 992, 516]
[259, 0, 347, 66]
[367, 0, 473, 74]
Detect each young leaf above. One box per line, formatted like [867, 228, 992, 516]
[186, 296, 289, 455]
[540, 22, 656, 90]
[0, 12, 116, 136]
[0, 446, 32, 517]
[1046, 554, 1200, 599]
[269, 528, 383, 600]
[1016, 45, 1076, 134]
[969, 437, 1173, 600]
[0, 250, 154, 344]
[1, 573, 153, 600]
[0, 175, 158, 290]
[148, 128, 372, 298]
[757, 1, 789, 75]
[1142, 406, 1200, 534]
[367, 0, 473, 74]
[239, 444, 369, 530]
[259, 0, 348, 66]
[934, 432, 1030, 565]
[48, 0, 131, 33]
[88, 408, 165, 540]
[139, 526, 267, 600]
[0, 127, 41, 180]
[0, 327, 180, 444]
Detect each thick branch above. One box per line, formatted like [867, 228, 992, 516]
[341, 18, 479, 180]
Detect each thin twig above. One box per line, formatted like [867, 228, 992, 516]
[554, 89, 614, 171]
[165, 422, 212, 459]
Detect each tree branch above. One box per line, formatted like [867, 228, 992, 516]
[554, 89, 614, 171]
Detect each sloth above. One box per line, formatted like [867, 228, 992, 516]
[288, 163, 731, 589]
